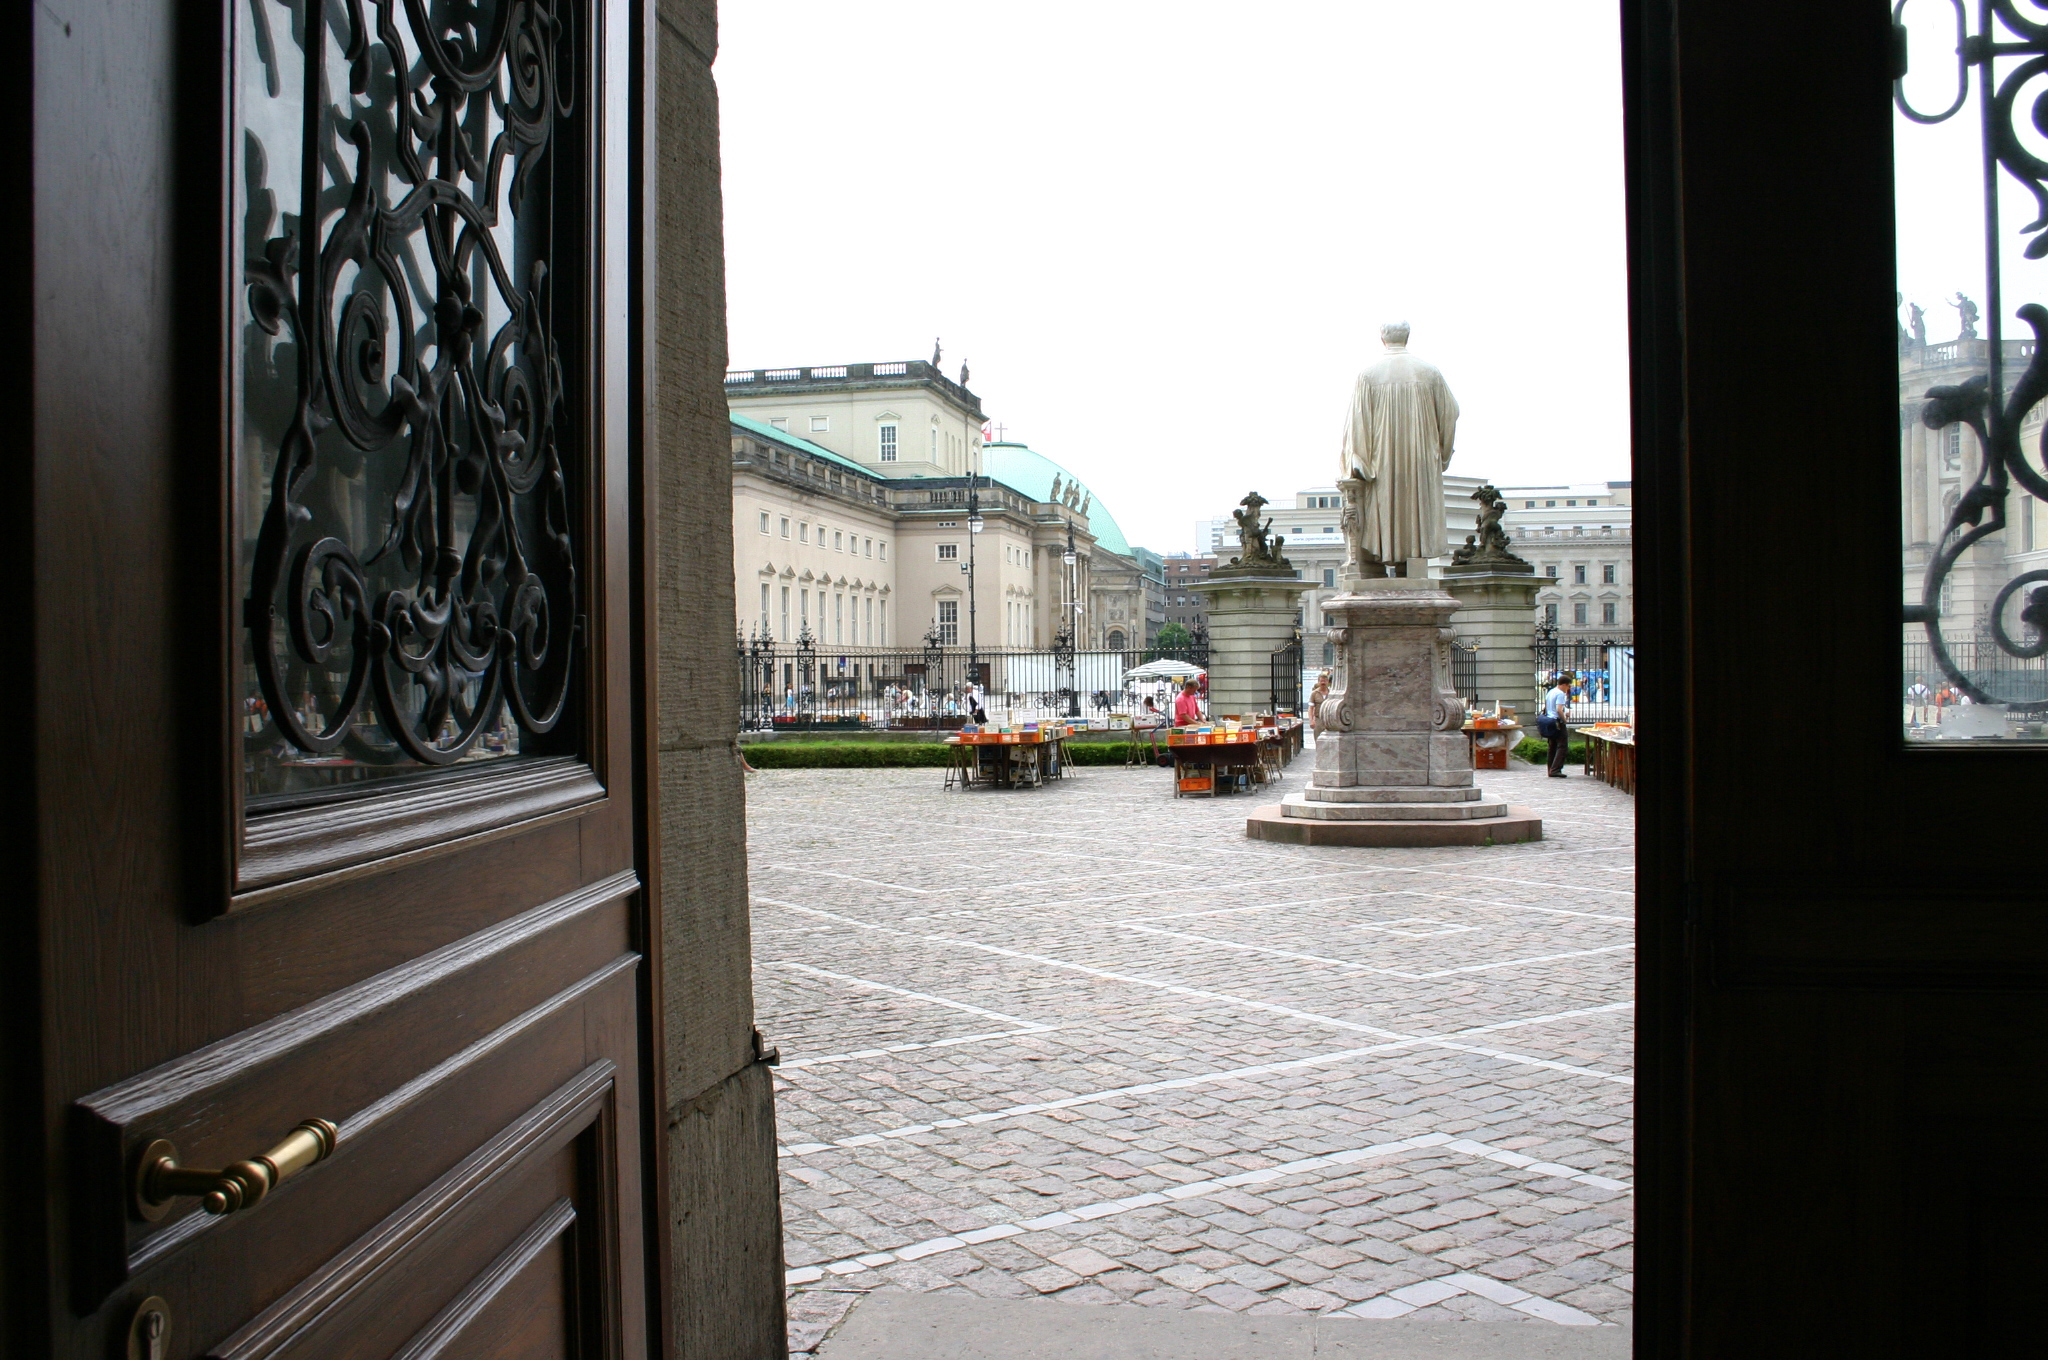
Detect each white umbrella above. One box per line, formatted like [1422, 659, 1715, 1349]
[1123, 658, 1206, 682]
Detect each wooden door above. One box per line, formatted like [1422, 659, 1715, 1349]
[15, 0, 660, 1354]
[1627, 0, 2048, 1352]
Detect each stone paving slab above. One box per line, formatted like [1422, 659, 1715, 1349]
[749, 756, 1633, 1351]
[814, 1291, 1632, 1359]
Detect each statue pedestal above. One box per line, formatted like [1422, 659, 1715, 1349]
[1441, 565, 1542, 719]
[1245, 578, 1541, 847]
[1188, 573, 1314, 717]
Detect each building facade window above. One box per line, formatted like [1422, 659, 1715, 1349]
[1602, 602, 1618, 625]
[758, 511, 769, 533]
[834, 594, 843, 643]
[779, 517, 790, 538]
[1601, 563, 1615, 584]
[1526, 501, 1536, 508]
[780, 586, 790, 639]
[864, 538, 872, 558]
[1587, 499, 1599, 507]
[865, 596, 874, 644]
[1574, 602, 1589, 626]
[1573, 565, 1587, 584]
[879, 542, 888, 561]
[1546, 565, 1558, 579]
[834, 531, 843, 551]
[878, 423, 898, 461]
[770, 417, 788, 431]
[937, 599, 958, 644]
[760, 582, 769, 624]
[1323, 568, 1336, 587]
[880, 599, 888, 645]
[810, 415, 829, 433]
[799, 522, 809, 543]
[799, 589, 809, 627]
[1545, 603, 1558, 626]
[937, 543, 958, 560]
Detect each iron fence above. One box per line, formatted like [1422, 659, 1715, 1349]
[1270, 638, 1305, 715]
[1535, 628, 1635, 720]
[735, 637, 1215, 731]
[1450, 638, 1479, 700]
[1902, 639, 2048, 707]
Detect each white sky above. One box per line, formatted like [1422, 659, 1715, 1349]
[1892, 15, 2047, 351]
[717, 2, 1630, 554]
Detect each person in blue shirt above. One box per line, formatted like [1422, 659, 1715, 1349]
[1541, 671, 1575, 778]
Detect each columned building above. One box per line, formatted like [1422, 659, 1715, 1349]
[726, 361, 1161, 652]
[1898, 337, 2042, 651]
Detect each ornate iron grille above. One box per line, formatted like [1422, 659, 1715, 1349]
[1895, 1, 2048, 714]
[238, 0, 584, 798]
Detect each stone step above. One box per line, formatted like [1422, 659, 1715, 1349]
[1283, 793, 1512, 821]
[1298, 785, 1483, 804]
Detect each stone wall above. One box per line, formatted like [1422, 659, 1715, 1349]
[656, 1, 789, 1353]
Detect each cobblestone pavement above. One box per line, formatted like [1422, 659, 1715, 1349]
[748, 753, 1634, 1351]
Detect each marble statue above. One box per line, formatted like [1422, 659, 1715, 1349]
[1338, 322, 1461, 578]
[1951, 293, 1979, 341]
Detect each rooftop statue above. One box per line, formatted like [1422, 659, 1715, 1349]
[1338, 322, 1461, 579]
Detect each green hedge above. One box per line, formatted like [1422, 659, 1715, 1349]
[745, 738, 1150, 769]
[1511, 736, 1588, 765]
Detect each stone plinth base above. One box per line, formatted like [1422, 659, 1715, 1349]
[1256, 577, 1535, 847]
[1247, 803, 1542, 846]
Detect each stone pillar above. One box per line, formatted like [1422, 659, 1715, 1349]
[1442, 565, 1541, 718]
[1245, 578, 1541, 846]
[1188, 573, 1314, 717]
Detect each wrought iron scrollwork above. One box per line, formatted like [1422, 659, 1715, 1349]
[1896, 0, 2048, 707]
[241, 0, 581, 776]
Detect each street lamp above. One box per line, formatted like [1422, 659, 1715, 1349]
[1060, 521, 1080, 717]
[964, 473, 984, 691]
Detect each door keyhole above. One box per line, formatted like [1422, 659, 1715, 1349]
[126, 1296, 169, 1360]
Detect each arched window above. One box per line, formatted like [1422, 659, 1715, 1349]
[1107, 629, 1126, 651]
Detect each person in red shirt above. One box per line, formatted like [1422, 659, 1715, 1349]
[1173, 679, 1206, 726]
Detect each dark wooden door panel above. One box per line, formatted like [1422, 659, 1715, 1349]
[212, 1065, 618, 1360]
[81, 962, 642, 1356]
[24, 0, 658, 1351]
[397, 1200, 579, 1360]
[75, 873, 640, 1298]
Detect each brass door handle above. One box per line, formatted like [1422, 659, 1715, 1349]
[134, 1119, 338, 1220]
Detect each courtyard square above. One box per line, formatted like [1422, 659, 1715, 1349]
[747, 756, 1635, 1351]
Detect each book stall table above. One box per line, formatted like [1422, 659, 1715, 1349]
[1463, 715, 1522, 771]
[1579, 723, 1636, 793]
[944, 725, 1071, 789]
[1166, 726, 1288, 797]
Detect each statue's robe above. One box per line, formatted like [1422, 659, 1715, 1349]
[1339, 345, 1460, 563]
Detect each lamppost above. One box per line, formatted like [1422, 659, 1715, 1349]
[796, 623, 816, 720]
[963, 473, 984, 690]
[1060, 521, 1080, 718]
[922, 624, 944, 718]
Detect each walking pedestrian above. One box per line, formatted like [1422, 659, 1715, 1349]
[1906, 675, 1932, 726]
[1540, 671, 1575, 778]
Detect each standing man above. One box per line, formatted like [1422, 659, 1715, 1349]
[1906, 675, 1932, 726]
[1174, 679, 1206, 726]
[1541, 671, 1575, 778]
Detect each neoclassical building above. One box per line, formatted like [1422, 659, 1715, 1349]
[726, 360, 1162, 653]
[1899, 336, 2045, 651]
